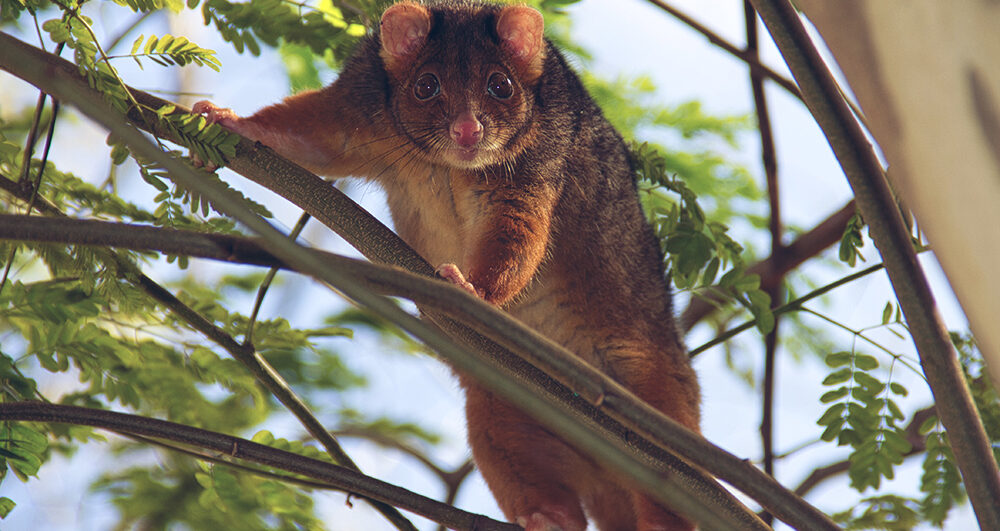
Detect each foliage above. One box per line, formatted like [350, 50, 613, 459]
[127, 34, 221, 71]
[831, 494, 921, 530]
[839, 211, 866, 267]
[633, 143, 774, 333]
[817, 350, 911, 491]
[196, 0, 369, 65]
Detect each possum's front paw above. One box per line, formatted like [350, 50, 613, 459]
[192, 100, 241, 130]
[190, 100, 243, 169]
[435, 263, 481, 298]
[516, 511, 584, 531]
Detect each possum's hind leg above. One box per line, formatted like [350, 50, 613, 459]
[464, 382, 589, 531]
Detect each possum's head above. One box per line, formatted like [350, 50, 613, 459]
[377, 1, 545, 169]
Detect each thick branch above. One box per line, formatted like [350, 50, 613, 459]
[0, 31, 840, 530]
[746, 1, 1000, 527]
[0, 402, 517, 531]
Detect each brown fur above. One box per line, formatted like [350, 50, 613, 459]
[194, 2, 700, 529]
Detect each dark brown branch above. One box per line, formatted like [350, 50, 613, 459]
[0, 402, 518, 531]
[747, 1, 1000, 527]
[681, 200, 855, 331]
[647, 0, 802, 100]
[744, 3, 782, 526]
[0, 31, 838, 530]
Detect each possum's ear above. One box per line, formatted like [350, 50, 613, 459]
[497, 5, 545, 80]
[380, 2, 431, 70]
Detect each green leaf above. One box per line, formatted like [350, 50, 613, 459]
[918, 415, 939, 435]
[853, 353, 879, 371]
[883, 430, 912, 454]
[825, 351, 852, 368]
[0, 497, 14, 518]
[818, 402, 847, 425]
[701, 256, 719, 286]
[251, 430, 275, 445]
[820, 387, 849, 403]
[820, 421, 844, 442]
[823, 368, 852, 385]
[733, 273, 761, 293]
[1, 424, 48, 478]
[853, 371, 883, 391]
[130, 34, 144, 55]
[747, 289, 774, 334]
[885, 398, 905, 421]
[881, 301, 893, 325]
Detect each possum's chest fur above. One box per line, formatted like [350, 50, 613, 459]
[380, 165, 480, 277]
[382, 166, 607, 370]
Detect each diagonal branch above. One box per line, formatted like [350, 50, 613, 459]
[0, 30, 841, 530]
[0, 191, 811, 531]
[0, 402, 518, 531]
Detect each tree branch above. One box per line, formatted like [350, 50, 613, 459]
[0, 31, 840, 530]
[744, 3, 783, 525]
[0, 402, 518, 531]
[745, 1, 1000, 528]
[646, 0, 801, 100]
[0, 208, 816, 531]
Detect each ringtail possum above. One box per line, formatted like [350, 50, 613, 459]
[193, 2, 701, 529]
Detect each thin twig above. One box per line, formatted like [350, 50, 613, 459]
[690, 261, 887, 356]
[646, 0, 801, 100]
[744, 4, 782, 526]
[333, 427, 476, 509]
[246, 212, 311, 345]
[107, 11, 155, 53]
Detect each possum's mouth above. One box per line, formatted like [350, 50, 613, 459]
[442, 145, 496, 169]
[454, 147, 479, 161]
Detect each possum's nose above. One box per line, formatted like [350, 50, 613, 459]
[451, 111, 483, 148]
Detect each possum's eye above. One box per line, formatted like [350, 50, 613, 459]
[414, 73, 440, 100]
[486, 72, 513, 100]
